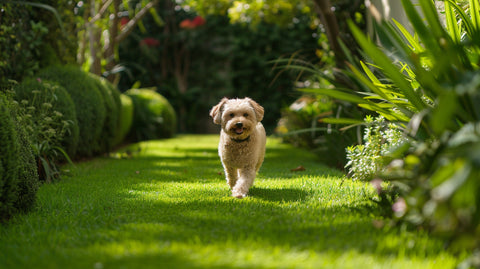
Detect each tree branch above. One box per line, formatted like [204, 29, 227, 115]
[115, 0, 159, 44]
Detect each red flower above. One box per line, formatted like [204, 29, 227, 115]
[140, 37, 160, 47]
[180, 19, 196, 29]
[180, 16, 206, 29]
[192, 16, 206, 27]
[120, 17, 129, 29]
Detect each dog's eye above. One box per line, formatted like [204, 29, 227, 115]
[229, 113, 234, 118]
[243, 113, 248, 117]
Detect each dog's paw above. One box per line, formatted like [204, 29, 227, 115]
[232, 191, 247, 199]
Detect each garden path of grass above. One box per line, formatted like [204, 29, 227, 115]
[0, 135, 465, 268]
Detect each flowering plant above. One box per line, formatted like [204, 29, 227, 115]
[15, 80, 74, 182]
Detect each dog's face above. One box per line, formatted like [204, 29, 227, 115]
[210, 98, 264, 140]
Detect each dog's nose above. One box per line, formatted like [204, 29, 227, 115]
[235, 122, 243, 128]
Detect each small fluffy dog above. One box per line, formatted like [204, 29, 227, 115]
[210, 97, 266, 198]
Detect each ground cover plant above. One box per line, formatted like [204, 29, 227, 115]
[0, 135, 467, 268]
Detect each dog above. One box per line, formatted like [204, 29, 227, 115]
[210, 97, 266, 198]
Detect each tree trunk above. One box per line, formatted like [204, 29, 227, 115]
[312, 0, 346, 68]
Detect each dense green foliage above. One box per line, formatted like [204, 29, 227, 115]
[0, 1, 77, 87]
[112, 94, 134, 147]
[118, 5, 318, 132]
[0, 135, 467, 268]
[0, 93, 39, 221]
[13, 78, 79, 159]
[38, 65, 106, 158]
[126, 88, 177, 141]
[302, 0, 480, 257]
[89, 74, 122, 153]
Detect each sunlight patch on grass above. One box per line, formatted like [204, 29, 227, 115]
[0, 135, 464, 269]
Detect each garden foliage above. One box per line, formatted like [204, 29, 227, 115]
[38, 65, 107, 158]
[126, 88, 177, 141]
[13, 78, 78, 181]
[0, 93, 39, 222]
[0, 0, 77, 87]
[118, 4, 318, 132]
[306, 0, 480, 254]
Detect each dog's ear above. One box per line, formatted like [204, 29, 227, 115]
[210, 98, 228, 125]
[247, 98, 264, 122]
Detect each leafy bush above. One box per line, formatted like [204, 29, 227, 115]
[0, 4, 48, 85]
[112, 94, 134, 147]
[13, 78, 79, 156]
[37, 65, 106, 158]
[126, 88, 177, 141]
[345, 116, 406, 181]
[0, 1, 77, 86]
[310, 0, 480, 256]
[13, 78, 77, 181]
[275, 93, 363, 168]
[0, 93, 39, 221]
[88, 74, 122, 153]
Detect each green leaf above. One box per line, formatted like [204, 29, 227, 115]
[349, 20, 426, 112]
[444, 1, 461, 43]
[319, 118, 364, 125]
[392, 18, 424, 53]
[430, 90, 458, 134]
[470, 0, 480, 31]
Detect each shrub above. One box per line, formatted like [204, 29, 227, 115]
[88, 74, 122, 153]
[13, 78, 79, 157]
[112, 94, 134, 147]
[126, 88, 177, 141]
[345, 116, 406, 181]
[12, 113, 40, 212]
[37, 65, 106, 158]
[0, 93, 39, 221]
[311, 0, 480, 256]
[275, 94, 363, 169]
[13, 78, 77, 181]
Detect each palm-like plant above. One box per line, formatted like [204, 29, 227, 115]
[305, 0, 480, 254]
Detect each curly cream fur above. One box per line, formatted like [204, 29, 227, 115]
[210, 97, 266, 198]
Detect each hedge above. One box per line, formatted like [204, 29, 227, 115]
[126, 88, 177, 141]
[112, 94, 134, 147]
[0, 94, 39, 221]
[88, 74, 122, 153]
[37, 65, 106, 158]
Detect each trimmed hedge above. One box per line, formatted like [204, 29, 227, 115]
[112, 94, 134, 147]
[126, 88, 177, 141]
[89, 74, 122, 153]
[13, 78, 79, 157]
[37, 65, 106, 158]
[0, 94, 39, 221]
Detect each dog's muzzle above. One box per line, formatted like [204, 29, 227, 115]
[234, 122, 244, 134]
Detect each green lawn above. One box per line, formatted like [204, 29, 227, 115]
[0, 135, 464, 268]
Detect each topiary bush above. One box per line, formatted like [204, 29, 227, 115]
[37, 65, 106, 158]
[126, 88, 177, 141]
[0, 93, 39, 221]
[112, 94, 134, 147]
[88, 74, 122, 153]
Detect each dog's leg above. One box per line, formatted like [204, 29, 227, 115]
[232, 168, 256, 198]
[224, 166, 238, 189]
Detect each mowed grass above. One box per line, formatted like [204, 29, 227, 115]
[0, 135, 464, 268]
